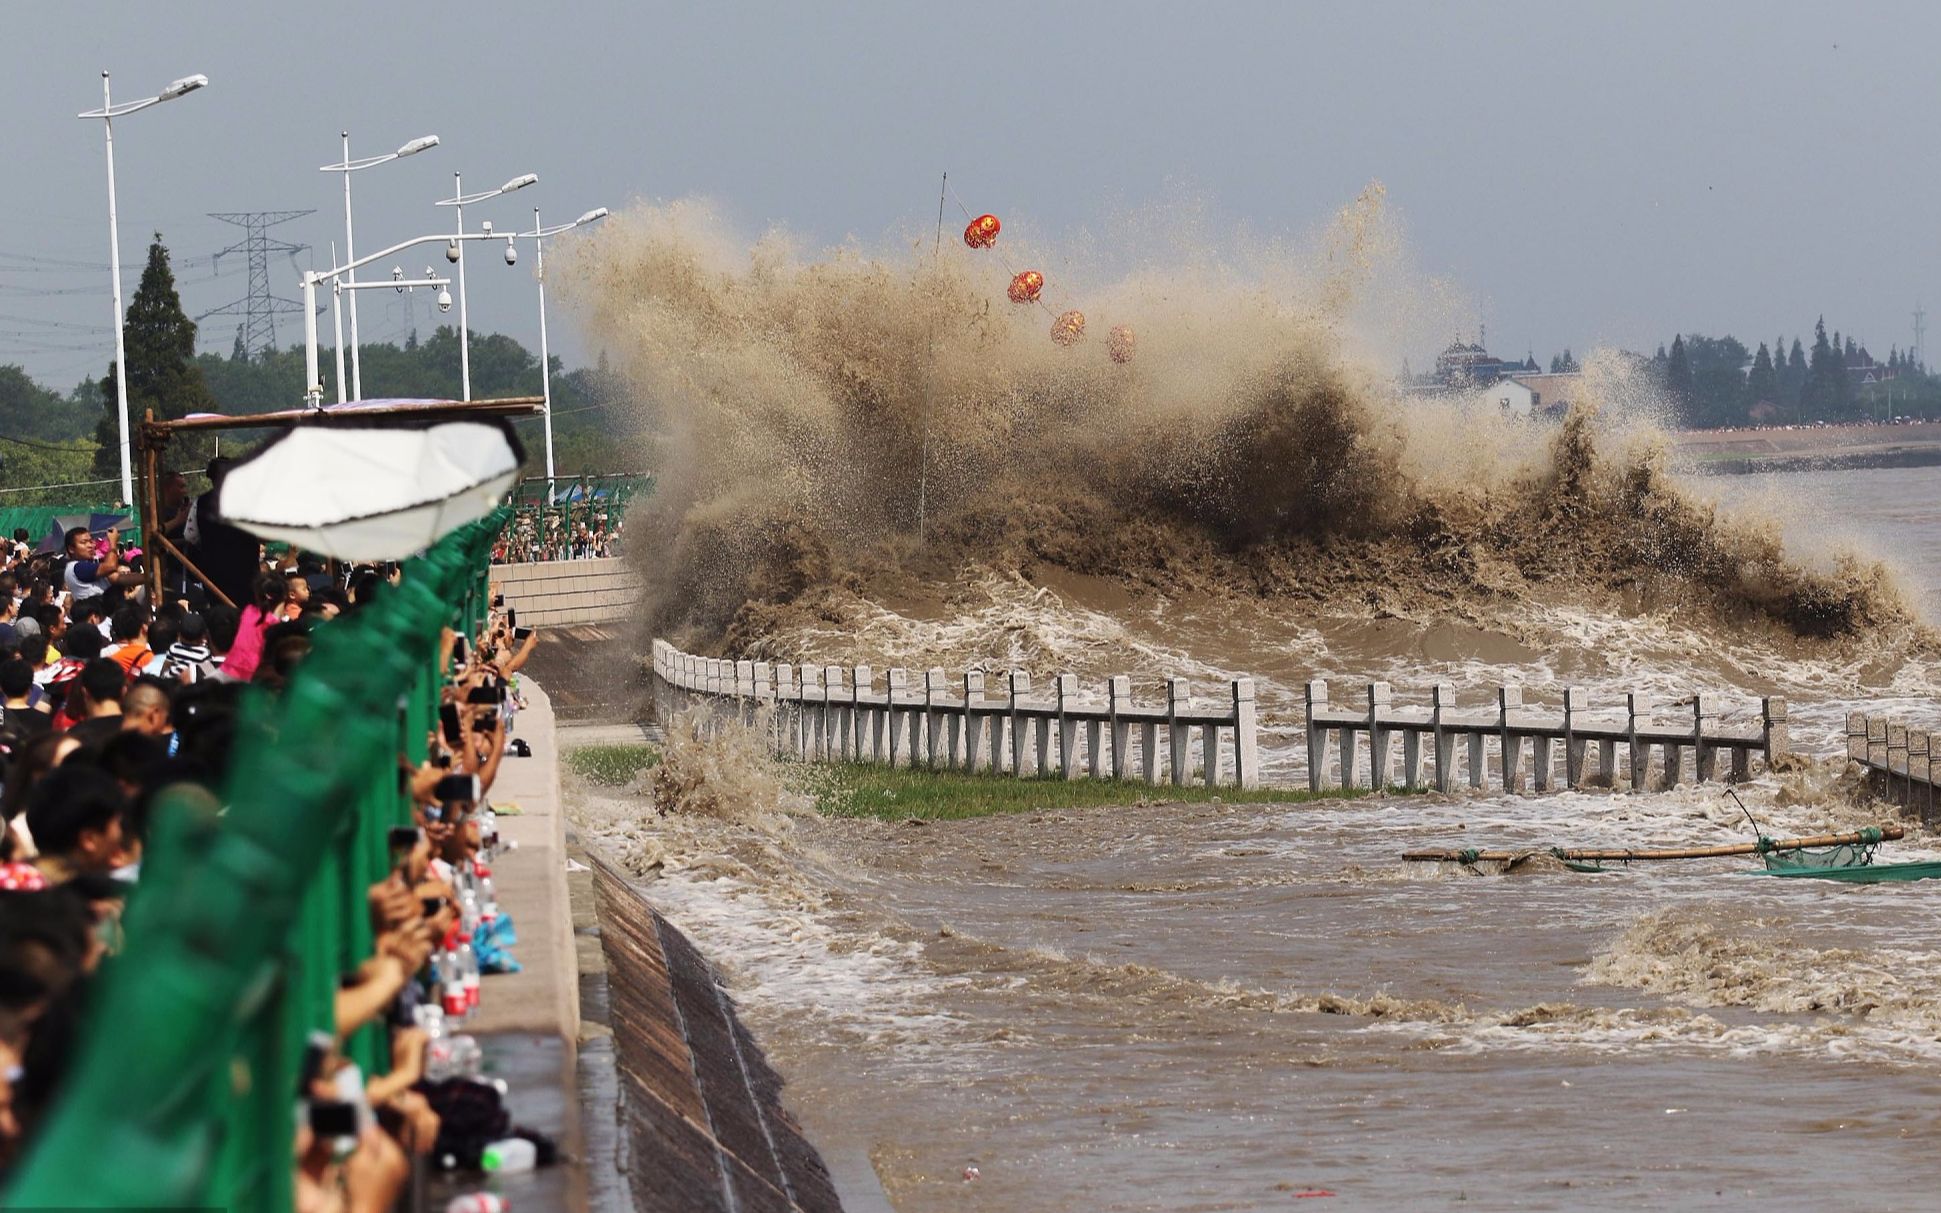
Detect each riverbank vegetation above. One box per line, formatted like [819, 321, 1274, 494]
[566, 740, 1359, 820]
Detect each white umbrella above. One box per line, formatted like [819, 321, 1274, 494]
[217, 420, 523, 560]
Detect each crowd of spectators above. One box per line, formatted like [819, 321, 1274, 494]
[492, 506, 622, 564]
[0, 463, 545, 1209]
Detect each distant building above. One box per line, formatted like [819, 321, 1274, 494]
[1431, 339, 1534, 388]
[1502, 372, 1582, 419]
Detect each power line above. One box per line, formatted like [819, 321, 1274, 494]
[0, 434, 94, 453]
[0, 476, 117, 497]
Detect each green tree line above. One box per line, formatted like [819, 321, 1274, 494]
[1, 235, 649, 504]
[1636, 318, 1936, 430]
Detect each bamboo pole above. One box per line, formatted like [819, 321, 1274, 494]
[1403, 825, 1904, 863]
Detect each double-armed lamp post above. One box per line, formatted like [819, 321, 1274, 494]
[77, 70, 208, 507]
[435, 171, 537, 401]
[319, 132, 440, 401]
[518, 206, 609, 493]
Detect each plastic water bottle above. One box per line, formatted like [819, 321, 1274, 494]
[458, 937, 481, 1012]
[480, 1137, 537, 1174]
[441, 951, 468, 1018]
[445, 1193, 506, 1213]
[479, 875, 500, 924]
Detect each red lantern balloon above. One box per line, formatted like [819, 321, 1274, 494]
[1108, 324, 1136, 363]
[1050, 310, 1086, 346]
[1007, 270, 1044, 304]
[963, 213, 1001, 249]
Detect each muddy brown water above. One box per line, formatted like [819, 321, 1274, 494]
[579, 465, 1941, 1211]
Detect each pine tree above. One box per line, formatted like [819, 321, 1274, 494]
[93, 234, 219, 485]
[1747, 342, 1778, 405]
[1664, 335, 1696, 425]
[1802, 316, 1850, 419]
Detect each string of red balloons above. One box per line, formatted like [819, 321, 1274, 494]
[959, 209, 1134, 363]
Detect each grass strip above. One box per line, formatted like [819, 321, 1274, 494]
[563, 741, 1365, 820]
[565, 742, 663, 786]
[799, 762, 1364, 821]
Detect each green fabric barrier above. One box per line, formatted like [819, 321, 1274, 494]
[4, 507, 508, 1212]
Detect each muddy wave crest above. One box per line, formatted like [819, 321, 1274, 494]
[557, 193, 1925, 660]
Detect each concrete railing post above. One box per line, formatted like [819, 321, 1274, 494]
[1232, 678, 1258, 790]
[1911, 729, 1934, 825]
[1056, 674, 1080, 780]
[964, 671, 987, 771]
[850, 665, 873, 762]
[1497, 685, 1523, 792]
[1763, 697, 1790, 769]
[1366, 682, 1392, 790]
[1305, 679, 1330, 792]
[1008, 671, 1031, 778]
[925, 668, 946, 768]
[1888, 723, 1910, 809]
[753, 661, 775, 752]
[1109, 676, 1132, 782]
[1692, 693, 1717, 784]
[1626, 693, 1651, 792]
[826, 665, 847, 762]
[1167, 678, 1191, 786]
[886, 668, 909, 768]
[1562, 686, 1587, 788]
[1431, 683, 1456, 792]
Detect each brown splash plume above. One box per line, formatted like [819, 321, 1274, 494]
[553, 195, 1922, 655]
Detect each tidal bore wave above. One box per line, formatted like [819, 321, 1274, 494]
[558, 193, 1927, 666]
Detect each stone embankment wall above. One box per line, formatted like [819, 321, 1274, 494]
[590, 853, 845, 1213]
[492, 557, 641, 626]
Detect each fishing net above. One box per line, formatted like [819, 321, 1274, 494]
[1760, 829, 1882, 872]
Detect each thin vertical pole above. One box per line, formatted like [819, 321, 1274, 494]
[331, 255, 347, 404]
[342, 132, 364, 401]
[101, 73, 134, 508]
[535, 206, 556, 495]
[454, 172, 471, 400]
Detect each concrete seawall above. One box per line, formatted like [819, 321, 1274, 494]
[496, 557, 643, 626]
[589, 852, 845, 1213]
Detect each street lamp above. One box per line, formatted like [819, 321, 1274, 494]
[300, 232, 510, 408]
[435, 170, 538, 400]
[319, 131, 439, 401]
[77, 69, 209, 508]
[519, 206, 609, 495]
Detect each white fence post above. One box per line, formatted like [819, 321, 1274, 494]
[1056, 674, 1079, 780]
[1110, 676, 1132, 782]
[1167, 678, 1190, 786]
[1231, 679, 1258, 790]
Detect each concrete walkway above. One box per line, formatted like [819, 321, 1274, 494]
[473, 677, 579, 1038]
[436, 677, 589, 1212]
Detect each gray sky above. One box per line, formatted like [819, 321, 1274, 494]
[5, 1, 1938, 393]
